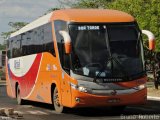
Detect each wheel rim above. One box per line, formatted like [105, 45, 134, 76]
[54, 89, 60, 107]
[53, 88, 64, 113]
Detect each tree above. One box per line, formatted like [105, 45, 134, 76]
[1, 31, 15, 40]
[72, 0, 114, 8]
[8, 22, 28, 31]
[58, 0, 78, 8]
[0, 44, 5, 50]
[44, 8, 60, 15]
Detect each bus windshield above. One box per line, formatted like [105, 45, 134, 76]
[69, 24, 144, 80]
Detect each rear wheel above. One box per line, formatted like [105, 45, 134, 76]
[16, 85, 24, 105]
[53, 87, 64, 113]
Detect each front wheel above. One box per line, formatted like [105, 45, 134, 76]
[53, 87, 64, 113]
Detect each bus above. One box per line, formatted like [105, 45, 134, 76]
[6, 9, 155, 113]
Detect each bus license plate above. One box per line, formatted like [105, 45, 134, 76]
[107, 98, 121, 103]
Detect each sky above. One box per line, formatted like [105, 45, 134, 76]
[0, 0, 63, 44]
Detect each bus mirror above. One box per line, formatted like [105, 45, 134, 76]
[59, 31, 71, 54]
[142, 30, 155, 51]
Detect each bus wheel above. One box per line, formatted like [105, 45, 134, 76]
[53, 87, 64, 113]
[16, 85, 24, 105]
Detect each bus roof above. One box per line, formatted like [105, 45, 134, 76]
[10, 12, 53, 38]
[51, 9, 135, 22]
[10, 9, 135, 38]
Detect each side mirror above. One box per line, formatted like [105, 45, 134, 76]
[59, 31, 71, 54]
[142, 30, 155, 51]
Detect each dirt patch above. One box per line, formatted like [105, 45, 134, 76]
[147, 87, 160, 97]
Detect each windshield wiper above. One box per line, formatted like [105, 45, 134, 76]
[93, 56, 129, 83]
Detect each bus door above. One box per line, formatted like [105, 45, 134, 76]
[60, 47, 72, 107]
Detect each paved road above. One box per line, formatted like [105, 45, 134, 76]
[1, 85, 160, 120]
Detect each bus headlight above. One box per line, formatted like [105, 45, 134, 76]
[133, 84, 146, 90]
[70, 83, 78, 90]
[70, 83, 90, 93]
[78, 86, 88, 93]
[138, 84, 146, 89]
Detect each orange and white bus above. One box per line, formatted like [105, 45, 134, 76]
[6, 9, 155, 113]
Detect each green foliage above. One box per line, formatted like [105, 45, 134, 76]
[73, 0, 113, 8]
[0, 68, 5, 78]
[1, 30, 15, 40]
[8, 22, 28, 31]
[72, 0, 160, 51]
[58, 0, 79, 8]
[44, 8, 60, 15]
[0, 44, 5, 50]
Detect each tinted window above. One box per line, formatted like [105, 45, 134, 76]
[43, 23, 55, 55]
[54, 20, 67, 43]
[54, 20, 67, 69]
[12, 35, 21, 58]
[7, 22, 55, 58]
[108, 26, 138, 41]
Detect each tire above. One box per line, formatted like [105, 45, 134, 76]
[16, 85, 24, 105]
[53, 87, 64, 113]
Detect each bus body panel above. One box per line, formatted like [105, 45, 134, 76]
[6, 61, 15, 98]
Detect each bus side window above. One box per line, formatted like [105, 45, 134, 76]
[26, 31, 32, 55]
[54, 20, 70, 72]
[10, 40, 13, 58]
[9, 22, 55, 57]
[16, 35, 22, 57]
[7, 40, 11, 58]
[12, 38, 16, 58]
[36, 26, 43, 53]
[40, 26, 44, 53]
[43, 23, 55, 56]
[21, 33, 27, 56]
[63, 49, 70, 72]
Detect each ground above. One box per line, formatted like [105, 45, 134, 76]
[147, 72, 160, 97]
[147, 87, 160, 97]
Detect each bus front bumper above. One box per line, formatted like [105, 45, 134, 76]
[70, 88, 147, 108]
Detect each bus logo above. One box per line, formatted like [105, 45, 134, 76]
[14, 59, 20, 69]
